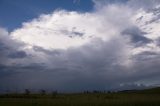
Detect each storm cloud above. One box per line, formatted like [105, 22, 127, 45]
[0, 0, 160, 92]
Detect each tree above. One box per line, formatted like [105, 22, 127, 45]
[52, 91, 58, 98]
[40, 89, 46, 95]
[25, 89, 30, 95]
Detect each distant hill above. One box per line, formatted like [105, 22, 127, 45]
[119, 87, 160, 94]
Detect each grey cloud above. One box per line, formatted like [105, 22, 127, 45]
[1, 37, 160, 92]
[0, 28, 27, 65]
[0, 35, 135, 91]
[0, 30, 157, 92]
[60, 28, 85, 38]
[8, 51, 27, 59]
[155, 37, 160, 47]
[122, 26, 152, 46]
[117, 83, 147, 91]
[71, 31, 84, 37]
[32, 46, 63, 56]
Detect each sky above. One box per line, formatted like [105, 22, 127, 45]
[0, 0, 160, 93]
[0, 0, 93, 31]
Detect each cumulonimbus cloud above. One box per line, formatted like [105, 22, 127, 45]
[0, 0, 160, 92]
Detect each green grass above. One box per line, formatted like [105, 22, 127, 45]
[0, 87, 160, 106]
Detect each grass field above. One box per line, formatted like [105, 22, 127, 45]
[0, 87, 160, 106]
